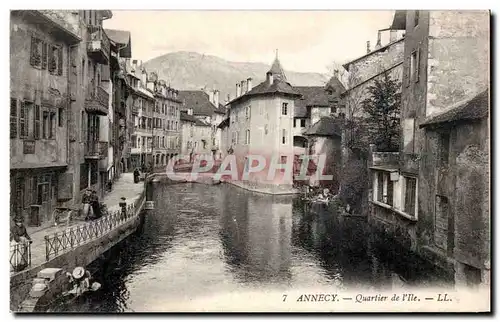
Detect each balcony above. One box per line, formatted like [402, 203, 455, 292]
[85, 85, 109, 116]
[85, 141, 108, 159]
[87, 25, 110, 65]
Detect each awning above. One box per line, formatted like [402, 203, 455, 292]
[85, 99, 108, 116]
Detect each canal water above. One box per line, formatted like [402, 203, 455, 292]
[55, 183, 452, 312]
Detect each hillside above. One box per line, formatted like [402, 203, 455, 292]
[143, 51, 329, 101]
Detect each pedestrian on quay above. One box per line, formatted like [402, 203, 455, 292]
[10, 216, 32, 244]
[133, 168, 140, 184]
[119, 197, 127, 221]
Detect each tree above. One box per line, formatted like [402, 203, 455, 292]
[340, 65, 370, 159]
[361, 72, 401, 152]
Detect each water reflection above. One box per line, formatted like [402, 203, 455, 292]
[54, 183, 452, 312]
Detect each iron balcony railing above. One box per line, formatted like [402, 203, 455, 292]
[84, 140, 108, 159]
[45, 193, 145, 262]
[10, 241, 32, 273]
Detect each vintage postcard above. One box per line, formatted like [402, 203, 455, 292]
[9, 9, 490, 313]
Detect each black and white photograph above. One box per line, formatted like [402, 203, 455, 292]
[7, 8, 491, 313]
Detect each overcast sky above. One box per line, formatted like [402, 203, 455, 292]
[103, 10, 396, 74]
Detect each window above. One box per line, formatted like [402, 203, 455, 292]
[414, 10, 420, 27]
[404, 177, 417, 217]
[49, 112, 56, 139]
[373, 170, 395, 207]
[264, 124, 268, 135]
[245, 129, 250, 145]
[49, 45, 63, 76]
[377, 172, 384, 202]
[81, 111, 86, 141]
[282, 102, 288, 115]
[20, 101, 32, 139]
[42, 111, 49, 139]
[34, 105, 41, 139]
[439, 132, 450, 167]
[410, 51, 417, 82]
[246, 106, 250, 119]
[293, 119, 297, 128]
[10, 98, 17, 138]
[282, 129, 287, 144]
[300, 119, 306, 127]
[30, 36, 43, 69]
[405, 57, 411, 87]
[58, 108, 64, 127]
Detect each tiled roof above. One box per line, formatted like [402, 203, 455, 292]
[268, 57, 287, 82]
[304, 116, 342, 137]
[420, 90, 489, 128]
[180, 111, 197, 123]
[295, 86, 330, 107]
[217, 117, 230, 129]
[178, 91, 223, 116]
[105, 29, 132, 58]
[229, 78, 301, 105]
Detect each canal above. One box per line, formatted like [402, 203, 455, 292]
[55, 182, 452, 312]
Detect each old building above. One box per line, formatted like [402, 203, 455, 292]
[178, 90, 226, 160]
[151, 79, 182, 169]
[179, 108, 212, 161]
[220, 54, 344, 193]
[10, 10, 83, 226]
[369, 10, 490, 286]
[105, 29, 132, 179]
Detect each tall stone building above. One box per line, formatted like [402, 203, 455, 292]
[9, 10, 136, 228]
[220, 54, 344, 193]
[369, 10, 490, 286]
[10, 10, 84, 226]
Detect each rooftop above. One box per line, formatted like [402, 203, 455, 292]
[105, 28, 132, 58]
[178, 90, 225, 116]
[304, 116, 342, 137]
[420, 89, 489, 128]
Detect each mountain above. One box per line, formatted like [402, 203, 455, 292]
[142, 51, 329, 101]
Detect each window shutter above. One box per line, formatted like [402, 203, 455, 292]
[58, 47, 63, 76]
[19, 101, 26, 138]
[30, 36, 36, 66]
[34, 105, 40, 139]
[405, 57, 411, 87]
[415, 47, 420, 83]
[10, 98, 17, 138]
[41, 41, 48, 70]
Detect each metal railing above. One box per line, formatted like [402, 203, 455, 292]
[10, 242, 32, 273]
[44, 193, 145, 262]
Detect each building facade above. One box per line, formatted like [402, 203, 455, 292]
[369, 10, 490, 286]
[178, 90, 226, 161]
[10, 10, 83, 226]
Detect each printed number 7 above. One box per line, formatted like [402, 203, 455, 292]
[282, 294, 287, 302]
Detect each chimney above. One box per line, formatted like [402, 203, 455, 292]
[240, 80, 246, 94]
[208, 91, 214, 104]
[266, 72, 273, 86]
[227, 94, 231, 103]
[131, 59, 137, 72]
[188, 107, 193, 116]
[366, 41, 371, 54]
[375, 30, 382, 49]
[247, 78, 253, 92]
[390, 30, 398, 42]
[236, 83, 241, 97]
[334, 69, 339, 79]
[214, 90, 220, 107]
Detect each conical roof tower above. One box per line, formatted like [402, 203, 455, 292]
[268, 49, 287, 82]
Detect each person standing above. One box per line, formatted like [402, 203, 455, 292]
[119, 197, 127, 221]
[10, 216, 32, 244]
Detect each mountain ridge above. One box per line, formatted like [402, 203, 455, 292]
[143, 51, 329, 101]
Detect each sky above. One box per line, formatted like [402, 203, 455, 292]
[104, 11, 396, 74]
